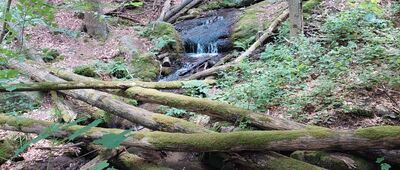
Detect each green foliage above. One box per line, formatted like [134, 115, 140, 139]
[124, 1, 144, 8]
[216, 4, 400, 121]
[0, 93, 40, 115]
[166, 108, 189, 118]
[73, 65, 97, 77]
[95, 59, 133, 79]
[68, 119, 103, 141]
[139, 22, 184, 56]
[153, 35, 176, 54]
[376, 157, 391, 170]
[0, 69, 19, 79]
[93, 130, 130, 149]
[322, 6, 388, 43]
[182, 80, 210, 97]
[233, 35, 255, 50]
[158, 106, 193, 118]
[14, 123, 61, 157]
[41, 48, 61, 63]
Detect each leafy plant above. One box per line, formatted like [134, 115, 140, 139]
[124, 1, 144, 8]
[73, 65, 97, 77]
[376, 157, 391, 170]
[93, 130, 130, 149]
[182, 80, 210, 97]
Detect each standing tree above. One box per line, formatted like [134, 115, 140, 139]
[288, 0, 303, 36]
[83, 0, 108, 40]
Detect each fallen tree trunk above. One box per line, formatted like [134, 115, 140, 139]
[0, 79, 215, 92]
[185, 9, 289, 80]
[1, 115, 400, 152]
[290, 151, 376, 170]
[125, 87, 305, 130]
[158, 0, 171, 21]
[162, 0, 192, 22]
[8, 60, 324, 169]
[167, 0, 202, 23]
[7, 59, 208, 133]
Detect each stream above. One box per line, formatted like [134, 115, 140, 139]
[160, 9, 239, 81]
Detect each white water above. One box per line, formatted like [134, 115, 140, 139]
[186, 42, 219, 58]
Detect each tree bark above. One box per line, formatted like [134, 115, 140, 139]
[162, 0, 192, 22]
[0, 0, 12, 44]
[167, 0, 202, 23]
[1, 115, 400, 152]
[0, 79, 216, 92]
[50, 91, 77, 122]
[6, 59, 208, 133]
[158, 0, 171, 21]
[125, 86, 305, 130]
[288, 0, 303, 37]
[83, 0, 108, 40]
[185, 10, 289, 80]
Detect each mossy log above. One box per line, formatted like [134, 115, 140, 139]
[125, 87, 305, 130]
[1, 115, 400, 152]
[0, 79, 216, 92]
[290, 151, 376, 170]
[7, 60, 325, 169]
[7, 59, 208, 133]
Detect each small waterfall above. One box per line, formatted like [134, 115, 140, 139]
[186, 42, 219, 57]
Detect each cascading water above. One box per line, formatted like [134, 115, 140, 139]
[160, 9, 239, 81]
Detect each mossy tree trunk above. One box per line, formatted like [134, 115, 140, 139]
[0, 0, 12, 44]
[0, 79, 216, 92]
[1, 115, 400, 152]
[125, 86, 305, 130]
[6, 59, 208, 133]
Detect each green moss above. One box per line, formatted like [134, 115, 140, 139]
[73, 65, 96, 77]
[291, 151, 375, 170]
[151, 114, 210, 133]
[130, 53, 160, 81]
[141, 22, 184, 58]
[303, 0, 322, 14]
[267, 153, 325, 170]
[118, 152, 172, 170]
[146, 129, 332, 151]
[305, 126, 332, 138]
[231, 1, 285, 45]
[355, 126, 400, 140]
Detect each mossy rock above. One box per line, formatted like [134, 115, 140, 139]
[0, 93, 41, 115]
[290, 151, 376, 170]
[73, 65, 96, 77]
[230, 0, 286, 46]
[142, 22, 184, 59]
[130, 53, 160, 81]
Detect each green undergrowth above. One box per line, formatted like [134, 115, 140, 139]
[215, 4, 400, 123]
